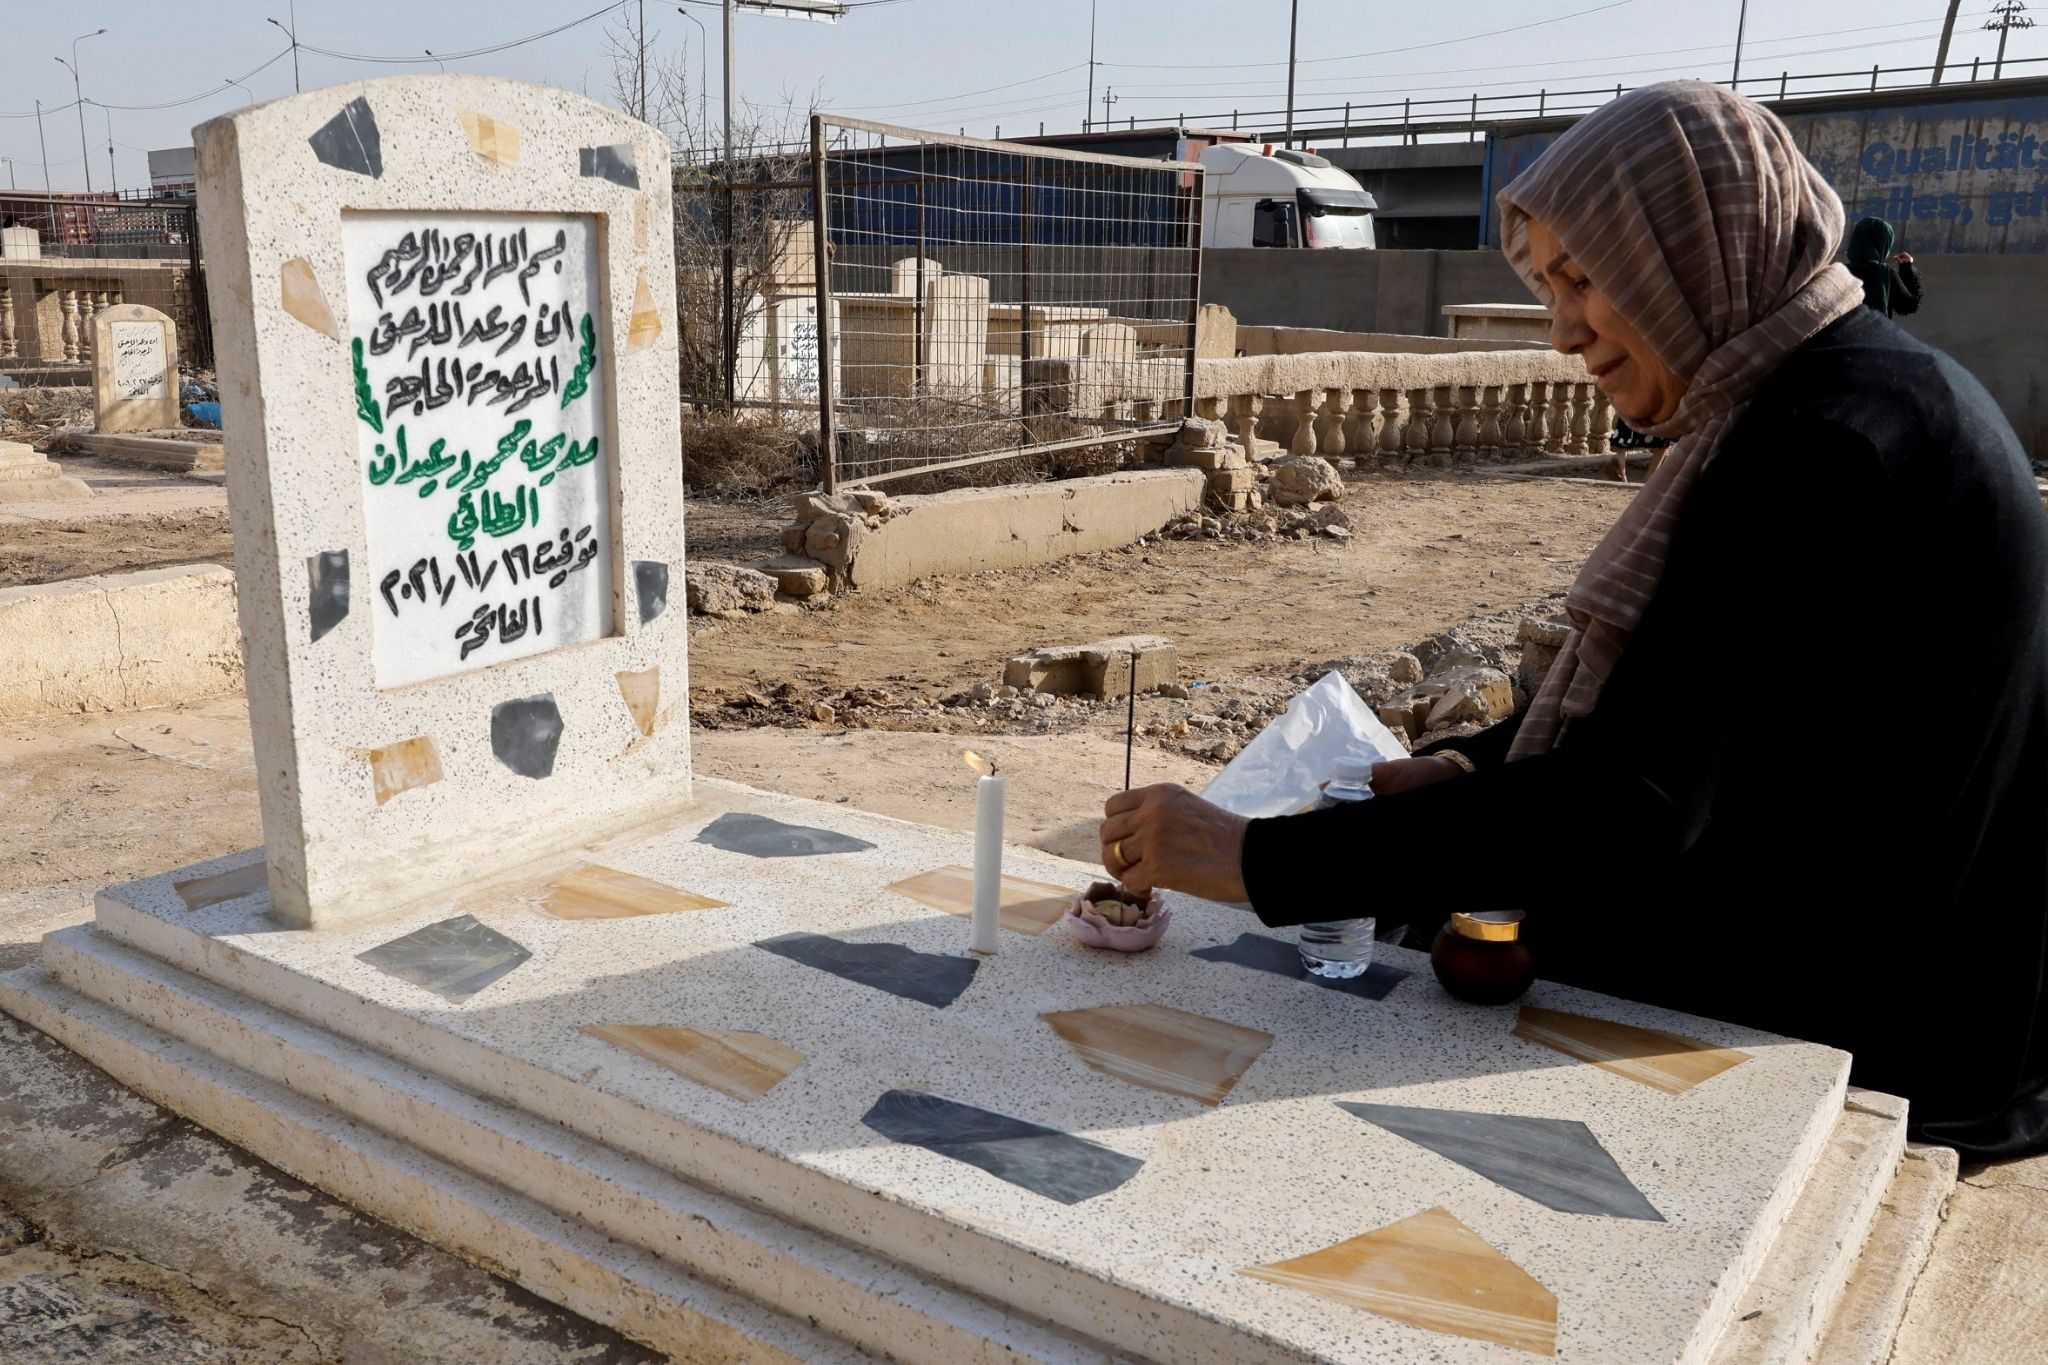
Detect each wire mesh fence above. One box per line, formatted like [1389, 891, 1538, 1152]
[810, 114, 1202, 489]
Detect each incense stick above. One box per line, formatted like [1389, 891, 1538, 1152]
[1124, 653, 1137, 791]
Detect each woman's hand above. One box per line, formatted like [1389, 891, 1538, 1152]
[1893, 250, 1914, 265]
[1370, 756, 1468, 796]
[1099, 784, 1250, 901]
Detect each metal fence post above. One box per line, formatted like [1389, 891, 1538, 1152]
[1018, 152, 1034, 432]
[809, 113, 838, 495]
[1181, 167, 1204, 426]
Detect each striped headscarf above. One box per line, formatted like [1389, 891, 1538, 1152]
[1496, 81, 1865, 758]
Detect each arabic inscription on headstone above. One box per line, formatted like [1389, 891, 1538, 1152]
[345, 211, 615, 688]
[111, 321, 168, 401]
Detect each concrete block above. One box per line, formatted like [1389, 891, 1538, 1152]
[92, 302, 182, 433]
[68, 431, 225, 473]
[0, 440, 91, 502]
[0, 564, 242, 720]
[1208, 466, 1257, 494]
[748, 555, 831, 598]
[1082, 636, 1177, 698]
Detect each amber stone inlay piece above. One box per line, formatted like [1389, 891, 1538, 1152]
[1042, 1003, 1272, 1106]
[279, 257, 339, 339]
[368, 735, 443, 806]
[626, 272, 662, 352]
[616, 667, 659, 737]
[458, 109, 521, 165]
[174, 860, 267, 912]
[581, 1024, 802, 1101]
[1241, 1207, 1558, 1356]
[888, 865, 1072, 936]
[543, 862, 726, 921]
[1513, 1005, 1752, 1095]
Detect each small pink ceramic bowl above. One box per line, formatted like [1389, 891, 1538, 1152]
[1062, 881, 1172, 951]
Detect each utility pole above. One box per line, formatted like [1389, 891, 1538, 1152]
[268, 9, 302, 95]
[0, 158, 15, 191]
[59, 29, 105, 195]
[103, 105, 116, 194]
[1101, 86, 1118, 130]
[639, 0, 649, 121]
[1730, 0, 1749, 88]
[35, 100, 50, 193]
[1284, 0, 1300, 142]
[1934, 0, 1965, 83]
[1987, 1, 2034, 80]
[1086, 0, 1097, 132]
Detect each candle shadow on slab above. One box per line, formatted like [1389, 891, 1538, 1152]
[755, 931, 979, 1008]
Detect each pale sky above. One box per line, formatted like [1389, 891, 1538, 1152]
[0, 0, 2033, 193]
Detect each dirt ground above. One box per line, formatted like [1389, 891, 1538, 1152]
[0, 509, 235, 590]
[1, 467, 2043, 1360]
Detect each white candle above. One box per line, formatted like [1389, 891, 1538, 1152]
[970, 770, 1005, 955]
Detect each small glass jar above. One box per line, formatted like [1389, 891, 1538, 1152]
[1430, 910, 1535, 1005]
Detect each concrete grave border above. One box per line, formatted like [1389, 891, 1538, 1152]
[197, 77, 687, 928]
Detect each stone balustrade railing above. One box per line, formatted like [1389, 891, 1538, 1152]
[0, 279, 127, 364]
[1189, 348, 1612, 469]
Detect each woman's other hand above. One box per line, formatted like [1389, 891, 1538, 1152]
[1099, 784, 1250, 901]
[1370, 756, 1467, 796]
[1893, 250, 1914, 265]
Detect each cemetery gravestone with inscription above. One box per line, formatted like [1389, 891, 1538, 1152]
[92, 302, 181, 432]
[197, 76, 688, 928]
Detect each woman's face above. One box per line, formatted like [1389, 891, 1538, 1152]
[1525, 217, 1687, 426]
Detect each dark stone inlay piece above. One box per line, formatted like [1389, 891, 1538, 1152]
[633, 560, 669, 625]
[696, 811, 875, 858]
[357, 914, 531, 1004]
[579, 143, 639, 189]
[755, 932, 976, 1009]
[1336, 1101, 1665, 1221]
[861, 1089, 1143, 1205]
[308, 96, 384, 178]
[1191, 931, 1410, 1001]
[307, 550, 349, 642]
[491, 693, 565, 778]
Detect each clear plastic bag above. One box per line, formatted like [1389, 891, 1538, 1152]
[1200, 671, 1410, 818]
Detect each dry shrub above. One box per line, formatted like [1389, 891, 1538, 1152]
[682, 410, 811, 496]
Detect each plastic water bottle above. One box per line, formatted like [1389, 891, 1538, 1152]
[1299, 760, 1377, 978]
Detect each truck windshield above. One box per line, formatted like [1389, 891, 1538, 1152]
[1304, 209, 1375, 249]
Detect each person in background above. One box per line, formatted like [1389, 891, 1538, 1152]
[1846, 215, 1922, 318]
[1097, 82, 2048, 1163]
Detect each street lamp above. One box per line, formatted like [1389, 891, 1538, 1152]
[424, 49, 447, 72]
[267, 4, 302, 94]
[0, 157, 16, 191]
[225, 77, 257, 108]
[677, 6, 711, 139]
[57, 27, 106, 195]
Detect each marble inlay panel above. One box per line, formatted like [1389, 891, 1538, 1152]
[754, 933, 977, 1008]
[172, 861, 268, 912]
[367, 735, 443, 806]
[1336, 1102, 1663, 1221]
[356, 914, 532, 1003]
[1191, 931, 1410, 1001]
[861, 1088, 1143, 1205]
[887, 865, 1073, 936]
[542, 862, 725, 920]
[581, 1024, 802, 1101]
[697, 812, 876, 858]
[1043, 1003, 1273, 1106]
[1514, 1005, 1752, 1095]
[1241, 1206, 1558, 1355]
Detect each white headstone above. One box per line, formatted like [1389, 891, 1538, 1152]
[198, 77, 688, 928]
[92, 303, 181, 433]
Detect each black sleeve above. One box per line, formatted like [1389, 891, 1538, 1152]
[1892, 262, 1922, 315]
[1416, 711, 1526, 770]
[1239, 419, 1892, 930]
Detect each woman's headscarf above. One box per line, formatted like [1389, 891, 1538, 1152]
[1846, 215, 1897, 315]
[1494, 81, 1864, 758]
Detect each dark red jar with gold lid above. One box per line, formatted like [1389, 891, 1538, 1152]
[1430, 910, 1535, 1005]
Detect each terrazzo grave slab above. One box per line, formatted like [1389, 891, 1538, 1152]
[543, 862, 726, 920]
[1191, 929, 1411, 1001]
[173, 860, 268, 912]
[580, 1024, 803, 1101]
[1335, 1102, 1663, 1221]
[77, 779, 1866, 1364]
[1241, 1207, 1559, 1356]
[1043, 1003, 1273, 1106]
[1514, 1005, 1754, 1094]
[195, 76, 688, 929]
[888, 864, 1073, 935]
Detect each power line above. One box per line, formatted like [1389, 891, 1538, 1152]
[825, 62, 1086, 112]
[298, 1, 631, 65]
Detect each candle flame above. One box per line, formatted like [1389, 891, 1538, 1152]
[962, 748, 995, 776]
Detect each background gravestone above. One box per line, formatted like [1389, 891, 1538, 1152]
[196, 77, 688, 929]
[92, 302, 181, 432]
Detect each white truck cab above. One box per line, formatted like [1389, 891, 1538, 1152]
[1198, 142, 1377, 249]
